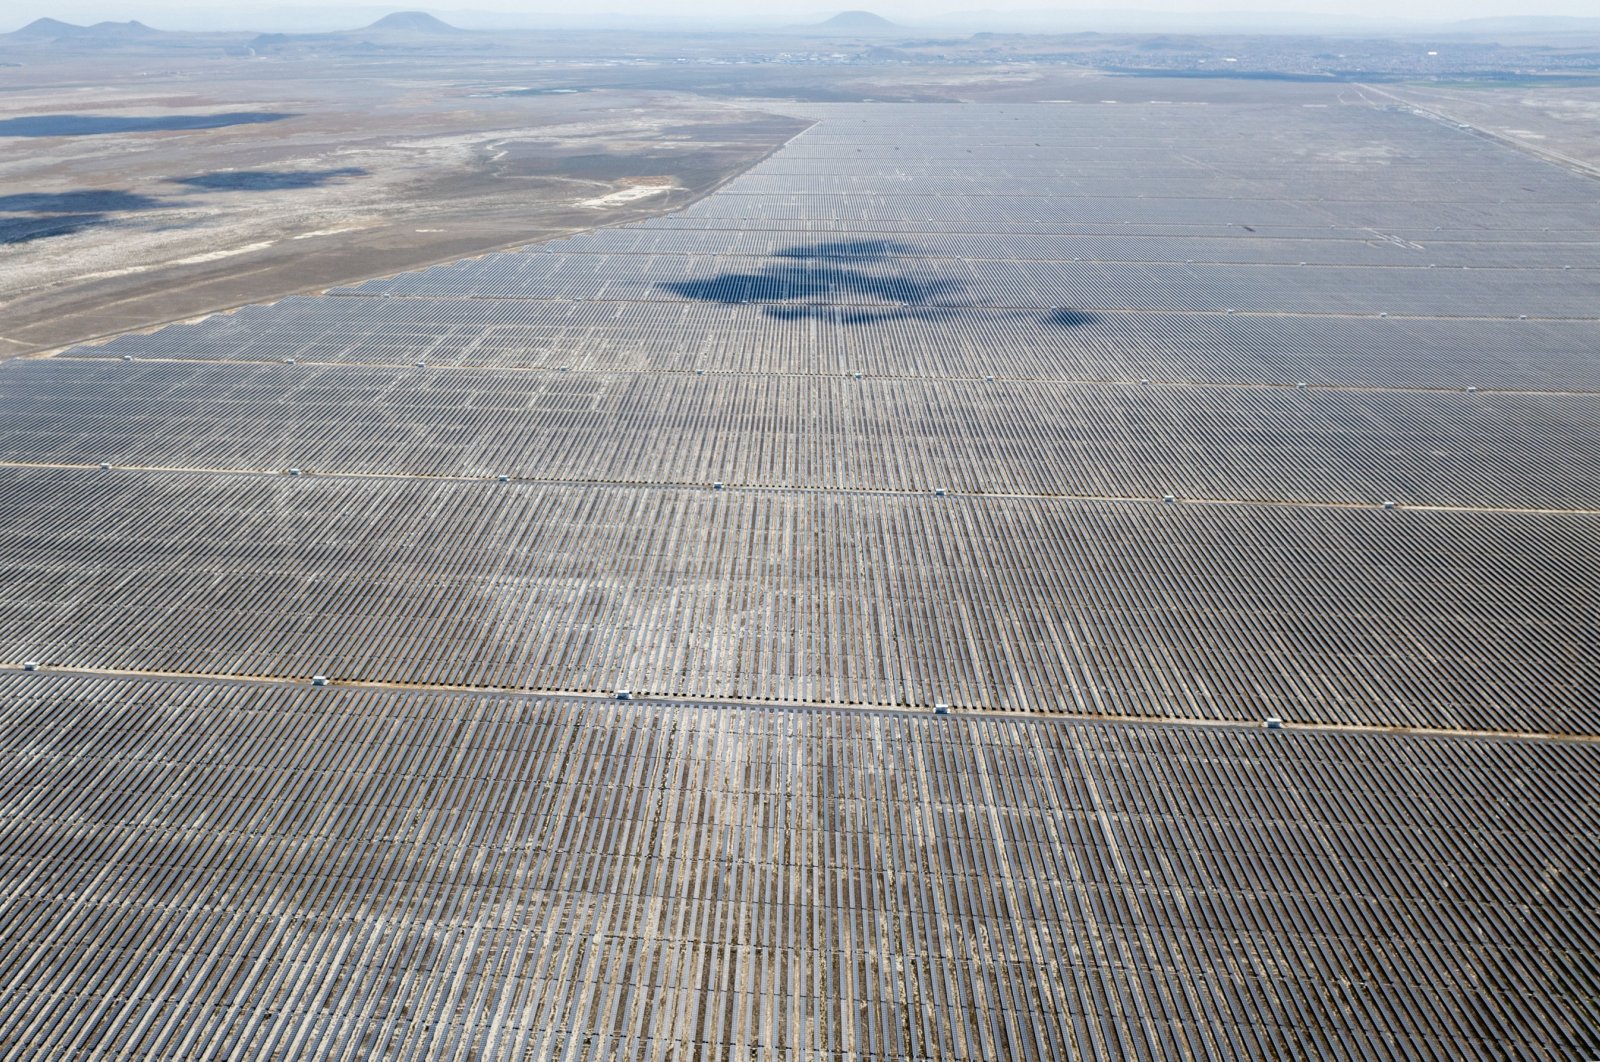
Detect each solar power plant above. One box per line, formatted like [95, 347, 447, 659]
[1, 100, 1597, 1058]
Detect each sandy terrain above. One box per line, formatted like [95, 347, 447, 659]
[0, 55, 808, 355]
[1359, 80, 1600, 177]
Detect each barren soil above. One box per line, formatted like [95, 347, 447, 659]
[1359, 80, 1600, 177]
[0, 55, 809, 355]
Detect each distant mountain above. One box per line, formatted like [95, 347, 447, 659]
[360, 11, 463, 34]
[10, 17, 79, 38]
[7, 18, 168, 42]
[242, 12, 473, 54]
[816, 11, 898, 31]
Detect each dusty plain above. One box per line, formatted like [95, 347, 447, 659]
[0, 52, 815, 355]
[1367, 79, 1600, 174]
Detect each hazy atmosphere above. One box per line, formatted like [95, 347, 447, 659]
[9, 1, 1600, 31]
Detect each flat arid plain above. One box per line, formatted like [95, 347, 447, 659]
[1, 17, 1598, 1060]
[0, 47, 814, 354]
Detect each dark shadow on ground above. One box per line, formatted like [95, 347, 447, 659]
[0, 190, 169, 213]
[772, 239, 917, 259]
[1046, 308, 1100, 328]
[659, 240, 1100, 328]
[659, 239, 961, 318]
[0, 112, 296, 137]
[660, 267, 964, 308]
[0, 189, 173, 245]
[0, 213, 107, 244]
[170, 167, 368, 191]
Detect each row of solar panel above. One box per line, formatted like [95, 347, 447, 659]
[330, 252, 1598, 318]
[524, 227, 1600, 270]
[0, 467, 1592, 731]
[74, 297, 1600, 390]
[0, 672, 1594, 1059]
[3, 358, 1595, 509]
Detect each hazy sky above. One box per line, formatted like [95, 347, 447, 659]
[9, 0, 1600, 32]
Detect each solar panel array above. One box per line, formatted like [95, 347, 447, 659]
[80, 295, 1600, 388]
[0, 467, 1594, 732]
[1, 99, 1597, 1056]
[5, 360, 1598, 508]
[2, 674, 1596, 1061]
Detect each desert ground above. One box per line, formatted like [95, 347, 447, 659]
[0, 53, 813, 355]
[1365, 80, 1600, 175]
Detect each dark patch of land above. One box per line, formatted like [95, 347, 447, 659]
[170, 168, 369, 191]
[0, 111, 294, 136]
